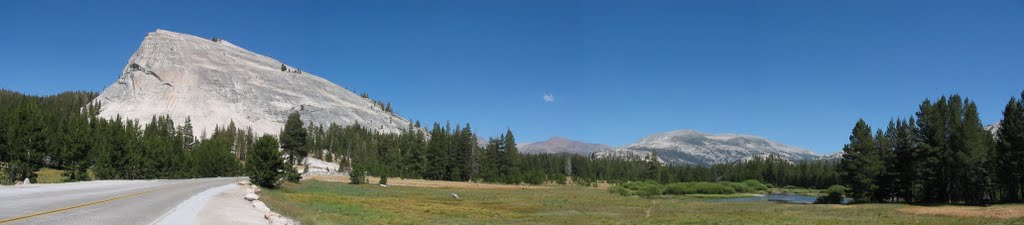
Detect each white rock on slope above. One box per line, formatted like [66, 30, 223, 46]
[595, 130, 821, 166]
[92, 29, 414, 136]
[518, 136, 613, 155]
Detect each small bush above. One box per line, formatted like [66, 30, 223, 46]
[664, 182, 695, 195]
[723, 182, 755, 193]
[815, 185, 847, 204]
[610, 181, 664, 197]
[379, 175, 388, 185]
[742, 179, 769, 191]
[610, 185, 633, 196]
[350, 166, 366, 184]
[693, 182, 736, 194]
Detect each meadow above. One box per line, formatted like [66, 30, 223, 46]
[260, 179, 1024, 225]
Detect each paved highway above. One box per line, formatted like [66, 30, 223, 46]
[0, 177, 241, 225]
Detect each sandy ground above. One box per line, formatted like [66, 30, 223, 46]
[899, 204, 1024, 219]
[196, 183, 268, 225]
[305, 175, 554, 190]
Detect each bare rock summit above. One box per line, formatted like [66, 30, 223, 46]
[93, 29, 413, 136]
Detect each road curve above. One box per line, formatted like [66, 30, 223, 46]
[0, 177, 242, 225]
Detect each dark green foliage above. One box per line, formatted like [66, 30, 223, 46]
[997, 92, 1024, 202]
[840, 94, 1005, 204]
[191, 138, 240, 177]
[281, 111, 308, 165]
[350, 164, 366, 184]
[616, 180, 770, 197]
[379, 174, 387, 185]
[247, 135, 285, 188]
[840, 119, 881, 202]
[816, 185, 847, 204]
[611, 181, 664, 197]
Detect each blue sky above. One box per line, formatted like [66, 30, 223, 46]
[3, 0, 1024, 154]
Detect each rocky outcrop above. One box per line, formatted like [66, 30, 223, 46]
[93, 29, 415, 136]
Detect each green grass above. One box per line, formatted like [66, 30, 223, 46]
[33, 167, 65, 183]
[260, 180, 1023, 224]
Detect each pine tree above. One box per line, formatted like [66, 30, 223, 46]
[281, 111, 308, 165]
[839, 119, 881, 202]
[502, 129, 520, 184]
[425, 123, 449, 180]
[247, 135, 285, 188]
[997, 92, 1024, 202]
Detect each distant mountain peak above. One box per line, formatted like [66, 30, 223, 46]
[93, 29, 415, 136]
[595, 129, 820, 166]
[518, 136, 611, 155]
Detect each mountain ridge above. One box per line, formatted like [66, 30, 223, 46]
[92, 29, 414, 136]
[593, 129, 822, 165]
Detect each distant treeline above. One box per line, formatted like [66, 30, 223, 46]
[307, 120, 837, 188]
[0, 89, 250, 183]
[840, 92, 1024, 204]
[1, 89, 836, 189]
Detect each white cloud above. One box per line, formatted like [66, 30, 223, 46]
[543, 93, 555, 103]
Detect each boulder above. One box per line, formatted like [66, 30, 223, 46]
[266, 212, 300, 225]
[23, 178, 31, 185]
[252, 200, 271, 213]
[238, 180, 251, 186]
[244, 192, 259, 201]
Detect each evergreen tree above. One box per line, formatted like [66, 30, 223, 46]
[840, 119, 881, 202]
[247, 135, 286, 188]
[191, 138, 241, 177]
[281, 111, 308, 165]
[997, 92, 1024, 202]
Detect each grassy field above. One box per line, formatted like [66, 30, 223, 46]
[260, 179, 1024, 225]
[33, 167, 65, 183]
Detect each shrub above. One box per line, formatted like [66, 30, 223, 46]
[610, 185, 632, 196]
[815, 185, 847, 204]
[723, 182, 755, 193]
[610, 181, 664, 197]
[522, 170, 545, 185]
[350, 165, 366, 184]
[379, 175, 388, 185]
[692, 182, 736, 194]
[742, 179, 769, 191]
[284, 165, 301, 183]
[664, 182, 695, 195]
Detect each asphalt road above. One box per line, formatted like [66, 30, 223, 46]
[0, 177, 241, 225]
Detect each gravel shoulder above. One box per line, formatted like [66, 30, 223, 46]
[197, 183, 268, 225]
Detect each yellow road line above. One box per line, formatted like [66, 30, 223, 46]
[0, 184, 178, 224]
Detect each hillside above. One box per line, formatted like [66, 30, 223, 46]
[92, 29, 414, 136]
[594, 130, 821, 165]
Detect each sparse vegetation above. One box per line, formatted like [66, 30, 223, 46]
[612, 179, 770, 197]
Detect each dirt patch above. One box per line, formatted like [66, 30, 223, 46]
[899, 205, 1024, 219]
[304, 175, 553, 190]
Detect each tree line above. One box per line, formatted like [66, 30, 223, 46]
[840, 92, 1024, 204]
[296, 114, 837, 188]
[0, 89, 252, 184]
[1, 89, 837, 190]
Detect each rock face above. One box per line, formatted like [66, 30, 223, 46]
[986, 122, 1001, 136]
[518, 136, 612, 155]
[594, 130, 820, 166]
[93, 29, 413, 136]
